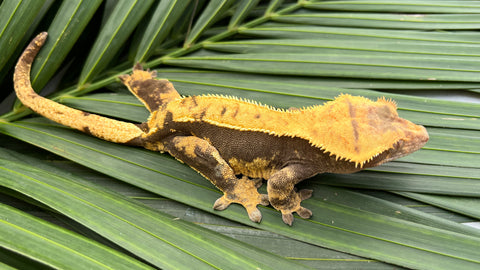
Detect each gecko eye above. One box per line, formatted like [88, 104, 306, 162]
[394, 139, 405, 150]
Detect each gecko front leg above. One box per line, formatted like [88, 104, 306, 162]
[267, 164, 316, 226]
[162, 135, 269, 222]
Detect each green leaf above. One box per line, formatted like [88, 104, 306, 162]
[275, 10, 480, 30]
[31, 0, 103, 89]
[184, 0, 236, 47]
[264, 0, 285, 15]
[60, 93, 149, 122]
[228, 0, 260, 29]
[306, 0, 480, 13]
[131, 0, 191, 63]
[318, 167, 480, 196]
[162, 53, 480, 82]
[240, 23, 480, 42]
[0, 203, 152, 269]
[0, 0, 48, 72]
[78, 0, 154, 84]
[398, 192, 480, 220]
[311, 186, 480, 238]
[204, 38, 480, 56]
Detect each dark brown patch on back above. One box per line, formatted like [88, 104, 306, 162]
[131, 80, 161, 111]
[221, 106, 227, 116]
[129, 79, 180, 112]
[232, 107, 239, 118]
[347, 99, 360, 152]
[198, 109, 207, 120]
[191, 96, 198, 107]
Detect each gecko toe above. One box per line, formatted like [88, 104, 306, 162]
[282, 213, 294, 226]
[297, 207, 313, 219]
[213, 196, 231, 211]
[276, 189, 313, 225]
[247, 208, 263, 223]
[213, 191, 267, 223]
[280, 207, 312, 225]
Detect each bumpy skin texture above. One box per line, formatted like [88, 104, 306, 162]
[14, 33, 429, 225]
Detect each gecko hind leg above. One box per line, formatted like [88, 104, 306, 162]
[163, 135, 269, 223]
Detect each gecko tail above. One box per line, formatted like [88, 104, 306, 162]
[14, 32, 146, 145]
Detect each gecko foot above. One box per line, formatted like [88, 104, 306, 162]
[213, 177, 269, 223]
[277, 189, 313, 226]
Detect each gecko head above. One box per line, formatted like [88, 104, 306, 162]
[309, 95, 429, 168]
[357, 97, 430, 168]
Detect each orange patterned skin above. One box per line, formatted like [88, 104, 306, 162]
[14, 33, 429, 225]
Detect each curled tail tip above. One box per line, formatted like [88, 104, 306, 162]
[32, 32, 48, 44]
[25, 32, 48, 55]
[15, 32, 48, 74]
[14, 32, 49, 101]
[37, 31, 48, 40]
